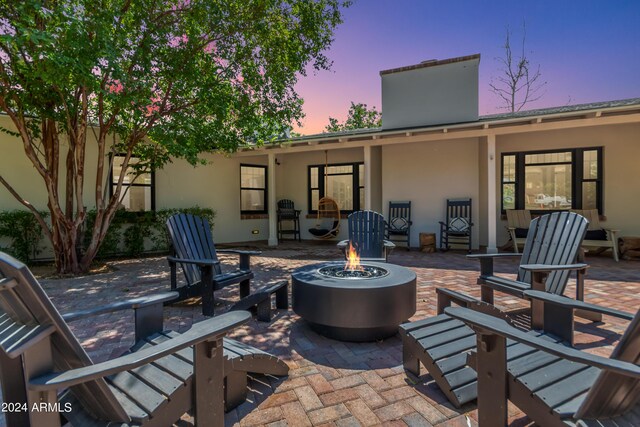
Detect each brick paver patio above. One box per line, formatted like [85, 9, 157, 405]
[8, 242, 640, 426]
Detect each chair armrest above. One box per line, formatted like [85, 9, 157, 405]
[29, 311, 252, 391]
[167, 256, 221, 268]
[523, 290, 634, 321]
[468, 253, 522, 276]
[445, 307, 640, 379]
[216, 249, 262, 256]
[467, 253, 522, 259]
[62, 292, 179, 322]
[519, 263, 589, 272]
[337, 240, 349, 249]
[383, 240, 396, 249]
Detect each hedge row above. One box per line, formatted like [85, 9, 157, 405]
[0, 207, 215, 263]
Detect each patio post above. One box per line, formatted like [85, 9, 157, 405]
[364, 146, 372, 210]
[486, 134, 498, 253]
[268, 153, 278, 246]
[363, 145, 382, 212]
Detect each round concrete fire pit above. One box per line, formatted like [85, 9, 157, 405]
[291, 261, 416, 342]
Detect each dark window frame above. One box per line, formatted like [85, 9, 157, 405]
[240, 164, 268, 214]
[307, 162, 364, 214]
[500, 147, 603, 215]
[109, 154, 156, 212]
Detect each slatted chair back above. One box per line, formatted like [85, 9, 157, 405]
[516, 212, 588, 295]
[167, 213, 221, 286]
[277, 199, 297, 219]
[387, 201, 411, 234]
[506, 209, 532, 230]
[347, 210, 386, 259]
[445, 198, 472, 233]
[0, 252, 128, 422]
[576, 309, 640, 419]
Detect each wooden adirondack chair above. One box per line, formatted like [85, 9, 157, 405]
[505, 209, 532, 253]
[386, 201, 412, 249]
[447, 306, 640, 426]
[571, 209, 620, 261]
[337, 210, 395, 261]
[166, 213, 261, 316]
[400, 287, 633, 408]
[439, 198, 473, 252]
[469, 211, 598, 328]
[0, 251, 249, 427]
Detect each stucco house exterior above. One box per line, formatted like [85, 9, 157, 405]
[1, 54, 639, 259]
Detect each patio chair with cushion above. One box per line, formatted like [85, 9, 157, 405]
[571, 209, 619, 261]
[0, 251, 287, 427]
[166, 213, 261, 316]
[337, 210, 395, 261]
[505, 209, 532, 253]
[447, 305, 640, 426]
[386, 201, 412, 249]
[400, 287, 633, 408]
[439, 198, 473, 252]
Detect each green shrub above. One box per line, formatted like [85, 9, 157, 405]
[0, 210, 48, 263]
[83, 206, 215, 258]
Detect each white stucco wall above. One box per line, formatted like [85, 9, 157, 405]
[381, 57, 479, 129]
[381, 137, 481, 249]
[156, 154, 269, 244]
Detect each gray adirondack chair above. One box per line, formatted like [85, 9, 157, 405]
[337, 210, 395, 261]
[167, 213, 261, 316]
[400, 287, 633, 408]
[469, 211, 598, 328]
[0, 251, 249, 427]
[447, 306, 640, 426]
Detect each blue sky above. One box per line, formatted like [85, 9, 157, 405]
[294, 1, 640, 133]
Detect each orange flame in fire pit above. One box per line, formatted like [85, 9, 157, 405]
[345, 242, 362, 271]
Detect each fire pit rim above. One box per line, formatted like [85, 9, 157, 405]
[292, 261, 414, 289]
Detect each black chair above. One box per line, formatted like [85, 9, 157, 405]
[439, 198, 473, 252]
[277, 199, 301, 241]
[386, 201, 412, 249]
[166, 213, 260, 316]
[337, 210, 395, 261]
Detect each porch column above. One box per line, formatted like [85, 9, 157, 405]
[486, 134, 498, 253]
[267, 153, 278, 246]
[364, 146, 372, 210]
[363, 145, 382, 213]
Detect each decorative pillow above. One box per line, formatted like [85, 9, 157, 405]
[449, 217, 470, 233]
[390, 217, 409, 232]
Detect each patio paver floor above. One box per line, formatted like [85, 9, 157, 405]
[7, 241, 639, 426]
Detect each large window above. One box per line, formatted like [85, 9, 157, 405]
[240, 164, 267, 214]
[308, 163, 364, 213]
[111, 155, 154, 211]
[501, 147, 602, 213]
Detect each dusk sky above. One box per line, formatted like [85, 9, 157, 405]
[293, 0, 640, 135]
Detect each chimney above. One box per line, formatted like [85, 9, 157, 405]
[380, 54, 480, 129]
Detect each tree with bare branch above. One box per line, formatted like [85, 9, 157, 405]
[489, 23, 547, 112]
[0, 0, 348, 273]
